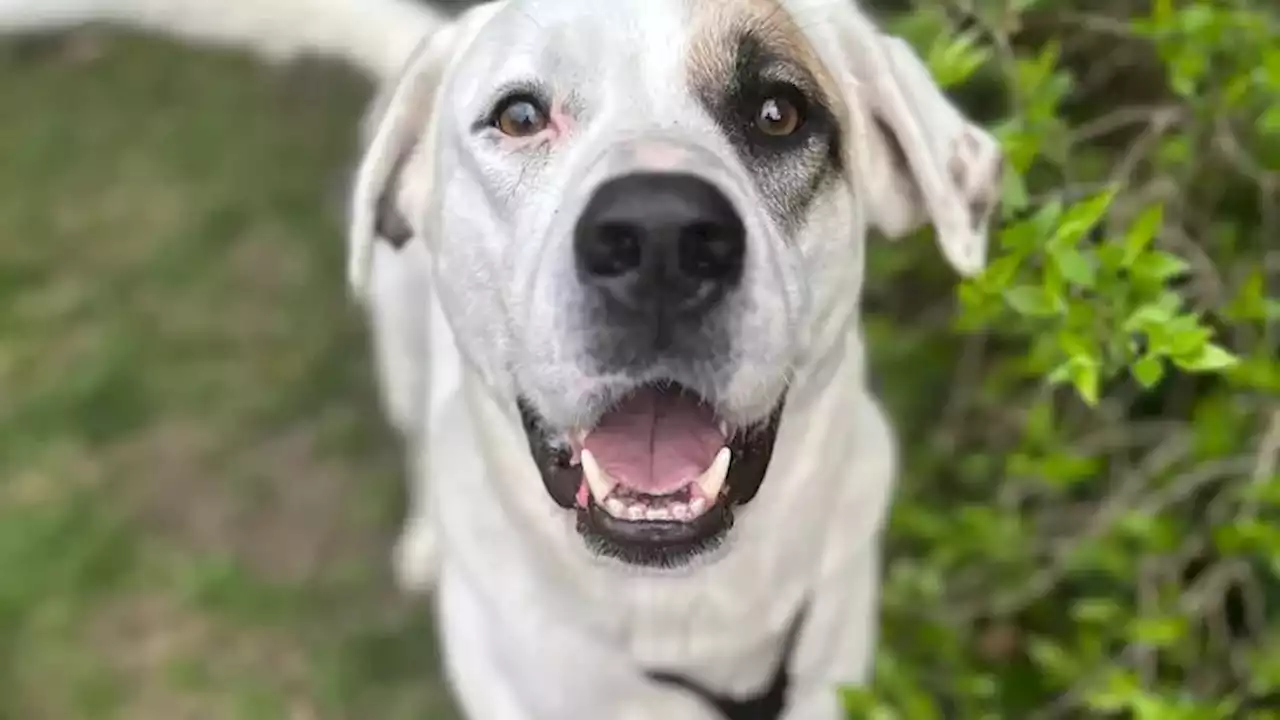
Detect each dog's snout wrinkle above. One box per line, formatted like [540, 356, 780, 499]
[574, 172, 746, 323]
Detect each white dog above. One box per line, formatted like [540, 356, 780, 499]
[2, 1, 1003, 717]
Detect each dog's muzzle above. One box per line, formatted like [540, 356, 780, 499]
[517, 135, 786, 569]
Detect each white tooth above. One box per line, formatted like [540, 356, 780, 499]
[647, 507, 671, 521]
[690, 497, 707, 515]
[696, 447, 731, 499]
[672, 503, 690, 520]
[580, 450, 615, 504]
[718, 420, 730, 436]
[628, 505, 646, 520]
[606, 498, 626, 517]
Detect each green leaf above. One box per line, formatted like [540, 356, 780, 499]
[1088, 669, 1142, 711]
[1122, 205, 1164, 267]
[1157, 135, 1191, 168]
[1052, 246, 1097, 288]
[1152, 0, 1174, 25]
[1130, 250, 1190, 282]
[1057, 332, 1094, 363]
[1224, 270, 1268, 320]
[1132, 355, 1165, 388]
[999, 168, 1030, 217]
[1029, 638, 1081, 683]
[1005, 285, 1064, 318]
[1166, 320, 1213, 357]
[1263, 104, 1280, 136]
[927, 31, 992, 88]
[1174, 343, 1240, 372]
[1047, 360, 1074, 385]
[1124, 302, 1176, 332]
[1072, 598, 1123, 625]
[1129, 615, 1188, 648]
[1053, 187, 1117, 246]
[1070, 361, 1101, 406]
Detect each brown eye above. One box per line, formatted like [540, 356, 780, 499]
[755, 96, 802, 137]
[494, 96, 549, 137]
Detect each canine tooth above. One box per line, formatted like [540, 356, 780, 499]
[580, 450, 615, 503]
[696, 447, 731, 499]
[690, 497, 707, 515]
[606, 498, 626, 517]
[672, 503, 690, 520]
[628, 505, 646, 520]
[718, 420, 729, 436]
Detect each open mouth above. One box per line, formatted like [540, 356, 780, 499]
[519, 383, 784, 568]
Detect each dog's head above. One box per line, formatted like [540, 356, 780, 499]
[349, 0, 1002, 569]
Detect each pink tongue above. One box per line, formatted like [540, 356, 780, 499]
[582, 387, 725, 495]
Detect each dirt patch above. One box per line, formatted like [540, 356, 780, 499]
[88, 591, 319, 720]
[113, 416, 388, 586]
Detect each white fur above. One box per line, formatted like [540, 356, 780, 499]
[0, 1, 1004, 717]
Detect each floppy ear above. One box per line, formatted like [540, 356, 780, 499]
[834, 10, 1003, 277]
[347, 3, 501, 302]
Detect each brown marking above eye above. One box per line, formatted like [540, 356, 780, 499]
[684, 0, 842, 113]
[494, 96, 550, 137]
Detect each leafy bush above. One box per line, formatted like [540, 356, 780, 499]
[848, 0, 1279, 717]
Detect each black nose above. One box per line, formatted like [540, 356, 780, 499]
[574, 173, 746, 317]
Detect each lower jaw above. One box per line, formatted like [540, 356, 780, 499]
[574, 498, 735, 569]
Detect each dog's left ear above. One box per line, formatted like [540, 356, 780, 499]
[346, 3, 502, 302]
[832, 11, 1003, 276]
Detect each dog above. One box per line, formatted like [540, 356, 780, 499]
[1, 1, 1003, 717]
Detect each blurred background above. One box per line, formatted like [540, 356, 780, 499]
[0, 1, 1275, 718]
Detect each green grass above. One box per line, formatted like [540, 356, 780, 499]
[0, 29, 458, 719]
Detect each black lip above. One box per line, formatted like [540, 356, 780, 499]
[577, 495, 735, 569]
[517, 389, 786, 568]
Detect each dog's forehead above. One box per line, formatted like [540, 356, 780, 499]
[459, 0, 840, 100]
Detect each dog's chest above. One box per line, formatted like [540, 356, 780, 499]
[605, 548, 812, 699]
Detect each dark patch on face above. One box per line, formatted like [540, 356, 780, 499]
[691, 27, 844, 235]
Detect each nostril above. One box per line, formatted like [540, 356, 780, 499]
[583, 222, 643, 277]
[678, 221, 743, 280]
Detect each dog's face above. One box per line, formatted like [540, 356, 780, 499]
[351, 0, 1002, 569]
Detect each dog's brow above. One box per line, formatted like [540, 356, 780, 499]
[684, 0, 838, 106]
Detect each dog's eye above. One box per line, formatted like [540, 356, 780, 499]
[493, 95, 550, 137]
[754, 96, 803, 137]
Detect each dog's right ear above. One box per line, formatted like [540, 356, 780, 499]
[827, 7, 1004, 278]
[346, 3, 501, 302]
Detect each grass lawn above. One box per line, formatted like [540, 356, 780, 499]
[0, 29, 459, 719]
